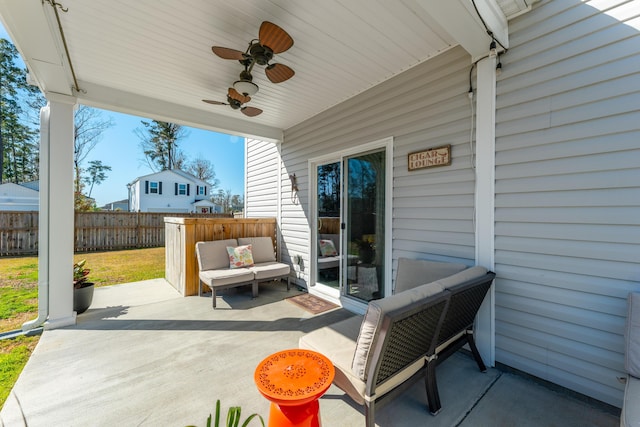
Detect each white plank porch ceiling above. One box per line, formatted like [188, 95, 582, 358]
[27, 0, 528, 134]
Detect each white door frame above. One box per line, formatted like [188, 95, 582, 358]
[308, 137, 394, 314]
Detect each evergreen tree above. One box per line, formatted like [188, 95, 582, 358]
[83, 160, 111, 198]
[0, 38, 42, 183]
[135, 120, 188, 171]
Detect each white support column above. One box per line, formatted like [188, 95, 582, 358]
[474, 55, 497, 366]
[42, 93, 77, 329]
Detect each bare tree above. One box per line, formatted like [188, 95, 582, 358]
[74, 105, 114, 193]
[186, 157, 220, 189]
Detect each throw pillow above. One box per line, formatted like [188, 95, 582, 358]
[226, 244, 254, 269]
[319, 239, 338, 256]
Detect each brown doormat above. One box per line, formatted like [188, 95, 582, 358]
[286, 293, 339, 315]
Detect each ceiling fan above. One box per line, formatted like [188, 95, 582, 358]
[202, 87, 263, 117]
[212, 21, 295, 89]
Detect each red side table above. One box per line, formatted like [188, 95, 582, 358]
[254, 349, 335, 427]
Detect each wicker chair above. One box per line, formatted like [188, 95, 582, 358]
[299, 263, 495, 426]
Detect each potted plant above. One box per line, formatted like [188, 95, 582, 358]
[187, 399, 264, 427]
[73, 259, 95, 314]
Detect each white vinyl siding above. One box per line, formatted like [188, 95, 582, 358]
[494, 0, 640, 407]
[245, 138, 280, 218]
[278, 46, 477, 286]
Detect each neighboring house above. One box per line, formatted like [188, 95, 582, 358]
[100, 199, 129, 211]
[0, 182, 39, 211]
[19, 180, 39, 191]
[243, 1, 640, 409]
[128, 169, 219, 213]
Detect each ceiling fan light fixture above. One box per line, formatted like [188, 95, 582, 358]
[233, 80, 259, 96]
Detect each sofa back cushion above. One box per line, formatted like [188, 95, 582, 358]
[238, 237, 276, 263]
[352, 280, 446, 381]
[626, 292, 640, 378]
[434, 266, 488, 290]
[195, 239, 238, 271]
[394, 258, 467, 294]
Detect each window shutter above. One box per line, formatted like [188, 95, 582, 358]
[175, 183, 178, 195]
[159, 182, 163, 194]
[187, 184, 190, 196]
[196, 185, 200, 196]
[145, 180, 149, 194]
[204, 186, 207, 195]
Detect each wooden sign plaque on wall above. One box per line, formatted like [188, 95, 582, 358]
[407, 144, 451, 171]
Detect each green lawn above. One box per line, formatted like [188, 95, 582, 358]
[0, 247, 165, 408]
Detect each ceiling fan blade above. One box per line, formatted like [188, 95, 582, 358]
[259, 21, 293, 54]
[228, 87, 251, 104]
[241, 106, 263, 117]
[202, 99, 227, 105]
[265, 63, 295, 83]
[211, 46, 245, 60]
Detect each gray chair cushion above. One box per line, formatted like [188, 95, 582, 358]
[394, 258, 467, 294]
[352, 280, 445, 381]
[196, 239, 238, 271]
[238, 237, 276, 263]
[299, 315, 366, 405]
[621, 375, 640, 427]
[626, 292, 640, 378]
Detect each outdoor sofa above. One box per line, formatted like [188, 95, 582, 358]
[621, 292, 640, 427]
[299, 258, 495, 426]
[195, 237, 290, 309]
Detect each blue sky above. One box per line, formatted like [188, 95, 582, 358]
[87, 112, 245, 206]
[0, 24, 245, 207]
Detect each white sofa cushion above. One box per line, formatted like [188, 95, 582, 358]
[394, 258, 467, 294]
[199, 268, 254, 287]
[249, 261, 290, 280]
[352, 280, 445, 381]
[238, 237, 276, 263]
[196, 239, 238, 271]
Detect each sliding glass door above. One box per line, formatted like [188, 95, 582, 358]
[344, 149, 386, 302]
[313, 146, 387, 305]
[315, 161, 341, 290]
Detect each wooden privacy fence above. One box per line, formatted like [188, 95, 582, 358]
[0, 211, 233, 256]
[164, 217, 277, 296]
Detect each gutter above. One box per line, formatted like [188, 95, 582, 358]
[22, 105, 52, 332]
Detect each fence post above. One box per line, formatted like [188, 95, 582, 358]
[136, 211, 141, 248]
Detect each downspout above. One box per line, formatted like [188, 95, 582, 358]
[22, 105, 51, 332]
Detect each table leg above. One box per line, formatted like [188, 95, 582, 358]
[268, 399, 322, 427]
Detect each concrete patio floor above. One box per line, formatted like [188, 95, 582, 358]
[1, 279, 621, 427]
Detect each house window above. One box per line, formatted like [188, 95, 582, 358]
[149, 181, 159, 194]
[178, 183, 187, 195]
[197, 186, 206, 196]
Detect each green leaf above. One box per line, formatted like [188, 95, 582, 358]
[214, 400, 221, 427]
[241, 414, 265, 427]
